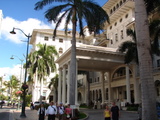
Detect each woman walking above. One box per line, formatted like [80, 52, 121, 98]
[104, 105, 111, 120]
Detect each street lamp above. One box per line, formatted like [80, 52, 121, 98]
[10, 55, 24, 110]
[10, 27, 32, 118]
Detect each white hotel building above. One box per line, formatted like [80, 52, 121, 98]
[29, 0, 160, 107]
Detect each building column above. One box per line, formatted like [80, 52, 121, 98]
[62, 65, 66, 104]
[101, 72, 105, 104]
[67, 62, 70, 104]
[133, 65, 140, 104]
[126, 65, 131, 103]
[58, 68, 62, 103]
[108, 72, 112, 103]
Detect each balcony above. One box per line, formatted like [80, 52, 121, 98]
[103, 0, 134, 23]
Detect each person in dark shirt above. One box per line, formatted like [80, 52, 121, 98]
[37, 104, 46, 120]
[111, 102, 119, 120]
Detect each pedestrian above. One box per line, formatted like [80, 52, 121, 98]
[57, 102, 65, 120]
[0, 100, 5, 108]
[38, 103, 46, 120]
[104, 105, 111, 120]
[111, 102, 119, 120]
[65, 104, 72, 120]
[30, 102, 34, 110]
[46, 101, 57, 120]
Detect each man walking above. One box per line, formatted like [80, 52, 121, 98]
[58, 102, 65, 120]
[111, 102, 119, 120]
[46, 101, 57, 120]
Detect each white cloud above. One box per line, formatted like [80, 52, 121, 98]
[1, 16, 72, 44]
[0, 64, 23, 81]
[0, 15, 72, 79]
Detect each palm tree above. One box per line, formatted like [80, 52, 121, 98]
[118, 29, 138, 64]
[28, 43, 58, 103]
[48, 74, 59, 102]
[150, 19, 160, 56]
[135, 0, 157, 119]
[4, 75, 20, 102]
[34, 0, 109, 105]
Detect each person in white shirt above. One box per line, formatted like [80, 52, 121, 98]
[37, 104, 46, 120]
[46, 101, 57, 120]
[58, 102, 65, 120]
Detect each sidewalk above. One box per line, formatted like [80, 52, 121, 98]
[10, 107, 58, 120]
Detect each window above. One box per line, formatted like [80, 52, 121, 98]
[110, 9, 113, 14]
[121, 30, 123, 39]
[115, 33, 118, 41]
[120, 1, 123, 6]
[110, 26, 112, 30]
[97, 77, 99, 82]
[52, 37, 55, 41]
[114, 22, 117, 26]
[44, 36, 49, 41]
[59, 38, 63, 43]
[116, 4, 119, 9]
[111, 39, 113, 44]
[125, 14, 128, 18]
[59, 48, 63, 54]
[157, 59, 160, 67]
[119, 18, 122, 22]
[113, 6, 116, 11]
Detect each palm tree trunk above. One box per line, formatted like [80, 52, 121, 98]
[69, 8, 77, 105]
[40, 78, 43, 103]
[135, 0, 157, 119]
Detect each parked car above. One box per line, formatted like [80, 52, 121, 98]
[33, 101, 45, 107]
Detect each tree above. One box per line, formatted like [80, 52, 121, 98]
[135, 0, 157, 119]
[34, 0, 109, 105]
[48, 74, 59, 102]
[4, 75, 20, 101]
[28, 43, 58, 103]
[118, 29, 138, 64]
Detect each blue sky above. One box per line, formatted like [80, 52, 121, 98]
[0, 0, 107, 79]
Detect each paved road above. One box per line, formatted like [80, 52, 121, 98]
[80, 109, 139, 120]
[0, 107, 16, 120]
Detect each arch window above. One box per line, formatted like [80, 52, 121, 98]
[125, 14, 128, 18]
[113, 6, 116, 11]
[59, 47, 63, 54]
[106, 88, 108, 100]
[113, 67, 132, 79]
[111, 39, 113, 44]
[116, 4, 119, 9]
[114, 22, 117, 26]
[110, 26, 112, 30]
[120, 1, 123, 6]
[110, 9, 113, 14]
[93, 90, 95, 100]
[119, 18, 123, 22]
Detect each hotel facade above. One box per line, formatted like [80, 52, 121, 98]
[30, 0, 160, 107]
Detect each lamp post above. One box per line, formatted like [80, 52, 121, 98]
[10, 55, 24, 83]
[10, 55, 24, 110]
[10, 27, 32, 118]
